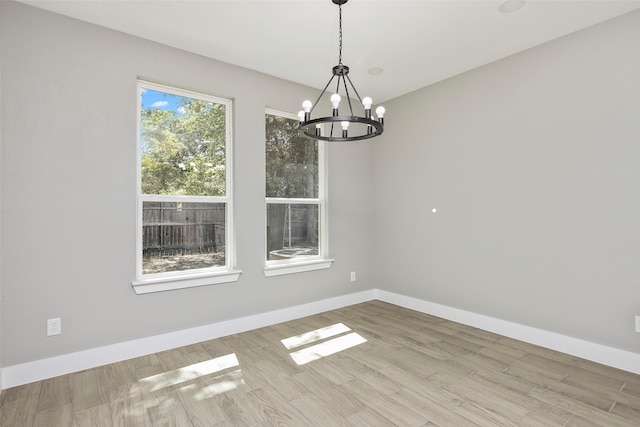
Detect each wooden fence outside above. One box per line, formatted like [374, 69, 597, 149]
[282, 204, 318, 248]
[142, 202, 225, 254]
[143, 202, 317, 255]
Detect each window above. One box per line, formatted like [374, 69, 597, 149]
[264, 109, 332, 276]
[132, 81, 239, 293]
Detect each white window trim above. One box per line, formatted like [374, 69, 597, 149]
[263, 258, 333, 277]
[133, 80, 240, 294]
[263, 108, 332, 277]
[131, 269, 242, 294]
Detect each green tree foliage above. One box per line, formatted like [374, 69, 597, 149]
[140, 94, 226, 196]
[265, 114, 318, 198]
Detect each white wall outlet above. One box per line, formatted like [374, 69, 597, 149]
[47, 317, 61, 336]
[350, 271, 356, 282]
[635, 315, 640, 333]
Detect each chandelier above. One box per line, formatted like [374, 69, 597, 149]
[298, 0, 385, 142]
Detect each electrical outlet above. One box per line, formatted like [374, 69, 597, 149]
[635, 315, 640, 333]
[47, 318, 61, 336]
[350, 271, 356, 282]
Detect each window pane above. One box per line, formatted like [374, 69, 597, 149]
[266, 114, 318, 198]
[266, 203, 319, 260]
[142, 201, 226, 274]
[140, 88, 226, 196]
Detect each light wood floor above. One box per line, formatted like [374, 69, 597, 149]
[2, 301, 640, 426]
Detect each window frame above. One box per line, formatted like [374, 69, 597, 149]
[263, 108, 333, 277]
[132, 80, 240, 294]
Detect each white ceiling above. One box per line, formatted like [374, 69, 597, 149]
[17, 0, 640, 102]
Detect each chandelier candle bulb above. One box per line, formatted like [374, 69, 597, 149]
[298, 110, 305, 123]
[330, 93, 341, 116]
[341, 121, 349, 137]
[316, 124, 322, 136]
[376, 106, 385, 125]
[362, 97, 373, 118]
[302, 100, 313, 121]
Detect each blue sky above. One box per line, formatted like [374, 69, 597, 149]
[141, 88, 184, 115]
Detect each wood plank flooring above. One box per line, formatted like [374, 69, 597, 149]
[2, 300, 640, 426]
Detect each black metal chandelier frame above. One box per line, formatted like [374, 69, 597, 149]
[299, 0, 384, 142]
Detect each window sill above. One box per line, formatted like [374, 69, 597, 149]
[132, 269, 242, 294]
[263, 258, 334, 277]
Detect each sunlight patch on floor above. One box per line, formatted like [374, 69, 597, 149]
[288, 332, 367, 365]
[281, 323, 351, 350]
[139, 353, 240, 391]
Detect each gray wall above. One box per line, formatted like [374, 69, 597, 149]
[0, 32, 3, 388]
[375, 10, 640, 353]
[2, 0, 640, 370]
[0, 2, 375, 367]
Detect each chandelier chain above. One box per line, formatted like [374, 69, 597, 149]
[338, 3, 343, 65]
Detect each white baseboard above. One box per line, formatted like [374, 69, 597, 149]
[374, 289, 640, 375]
[1, 290, 375, 389]
[4, 288, 639, 389]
